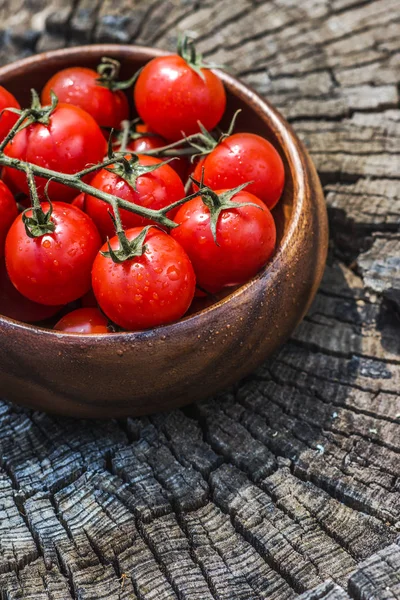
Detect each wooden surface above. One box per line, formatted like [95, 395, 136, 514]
[0, 1, 399, 598]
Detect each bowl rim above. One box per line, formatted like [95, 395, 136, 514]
[0, 43, 305, 340]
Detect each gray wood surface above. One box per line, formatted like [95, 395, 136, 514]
[0, 1, 399, 598]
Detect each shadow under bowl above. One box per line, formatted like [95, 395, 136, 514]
[0, 44, 328, 418]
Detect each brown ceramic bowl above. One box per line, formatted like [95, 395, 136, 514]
[0, 45, 328, 418]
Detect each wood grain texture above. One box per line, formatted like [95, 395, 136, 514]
[0, 0, 399, 598]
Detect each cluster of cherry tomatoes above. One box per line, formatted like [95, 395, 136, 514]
[0, 40, 284, 334]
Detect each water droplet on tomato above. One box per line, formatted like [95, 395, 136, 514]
[167, 266, 179, 280]
[42, 239, 51, 248]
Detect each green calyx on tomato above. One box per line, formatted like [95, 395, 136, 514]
[21, 89, 59, 130]
[101, 223, 152, 264]
[96, 57, 143, 92]
[2, 89, 59, 149]
[191, 177, 259, 244]
[177, 34, 223, 81]
[105, 153, 174, 192]
[21, 166, 55, 238]
[185, 109, 242, 160]
[22, 202, 55, 238]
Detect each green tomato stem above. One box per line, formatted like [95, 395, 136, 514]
[0, 110, 29, 152]
[0, 98, 216, 234]
[0, 153, 178, 229]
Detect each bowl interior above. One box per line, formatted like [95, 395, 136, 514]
[0, 45, 295, 326]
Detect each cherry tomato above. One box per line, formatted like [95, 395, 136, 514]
[117, 124, 190, 184]
[193, 133, 285, 210]
[71, 192, 86, 212]
[0, 181, 17, 258]
[0, 86, 20, 143]
[134, 56, 226, 141]
[3, 104, 107, 203]
[86, 155, 185, 240]
[171, 190, 276, 293]
[92, 227, 196, 330]
[54, 307, 108, 333]
[5, 202, 101, 306]
[41, 67, 129, 133]
[0, 261, 61, 323]
[123, 123, 166, 154]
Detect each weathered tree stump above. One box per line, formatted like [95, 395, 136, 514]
[0, 1, 399, 598]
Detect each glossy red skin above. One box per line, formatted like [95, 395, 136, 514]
[0, 261, 61, 323]
[171, 190, 276, 293]
[54, 307, 108, 333]
[134, 55, 226, 142]
[3, 104, 107, 202]
[86, 155, 185, 240]
[193, 133, 285, 210]
[125, 123, 166, 154]
[5, 202, 102, 306]
[71, 192, 86, 211]
[41, 67, 129, 133]
[0, 181, 17, 258]
[92, 227, 196, 331]
[0, 86, 20, 143]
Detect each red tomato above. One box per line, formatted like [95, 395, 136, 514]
[123, 123, 166, 154]
[0, 86, 20, 143]
[3, 104, 107, 202]
[86, 155, 185, 240]
[71, 192, 86, 212]
[0, 181, 17, 258]
[92, 227, 196, 330]
[41, 67, 129, 133]
[5, 202, 101, 305]
[171, 190, 276, 293]
[116, 124, 190, 184]
[54, 308, 108, 333]
[134, 55, 226, 141]
[0, 261, 61, 323]
[193, 133, 285, 210]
